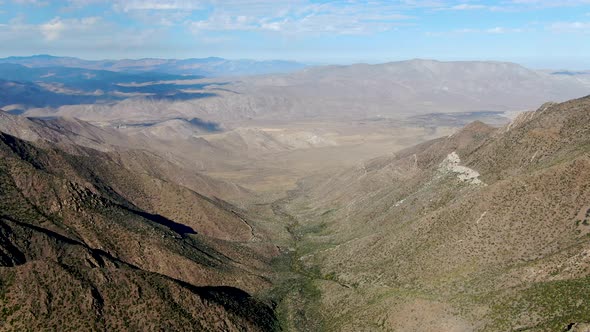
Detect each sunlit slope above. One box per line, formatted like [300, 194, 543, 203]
[285, 96, 590, 331]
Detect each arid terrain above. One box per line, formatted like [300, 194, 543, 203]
[1, 56, 590, 331]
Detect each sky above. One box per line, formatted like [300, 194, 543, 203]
[0, 0, 589, 69]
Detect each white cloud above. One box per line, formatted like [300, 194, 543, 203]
[101, 0, 204, 26]
[439, 0, 590, 12]
[57, 0, 203, 10]
[438, 3, 509, 12]
[112, 0, 203, 12]
[40, 17, 65, 40]
[510, 0, 590, 7]
[549, 21, 590, 32]
[486, 26, 523, 33]
[11, 0, 48, 4]
[449, 4, 487, 10]
[427, 26, 527, 36]
[511, 0, 590, 4]
[39, 16, 102, 41]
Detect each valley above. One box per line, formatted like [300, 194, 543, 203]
[254, 96, 590, 331]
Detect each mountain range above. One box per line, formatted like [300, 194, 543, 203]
[15, 59, 589, 127]
[0, 55, 306, 77]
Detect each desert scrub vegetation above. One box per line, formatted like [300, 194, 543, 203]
[261, 196, 344, 331]
[263, 250, 325, 332]
[484, 275, 590, 331]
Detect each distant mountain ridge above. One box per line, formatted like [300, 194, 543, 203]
[103, 58, 588, 123]
[0, 54, 307, 77]
[0, 63, 201, 86]
[0, 63, 219, 112]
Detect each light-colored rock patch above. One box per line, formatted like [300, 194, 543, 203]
[439, 151, 483, 185]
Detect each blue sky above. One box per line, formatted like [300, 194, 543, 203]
[0, 0, 589, 68]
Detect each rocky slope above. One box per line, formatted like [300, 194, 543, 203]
[0, 130, 279, 330]
[279, 95, 590, 331]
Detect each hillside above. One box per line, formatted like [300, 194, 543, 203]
[0, 130, 279, 330]
[0, 110, 254, 200]
[274, 95, 590, 331]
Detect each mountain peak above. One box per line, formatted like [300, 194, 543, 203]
[461, 120, 495, 133]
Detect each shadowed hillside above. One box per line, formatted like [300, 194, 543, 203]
[0, 131, 279, 331]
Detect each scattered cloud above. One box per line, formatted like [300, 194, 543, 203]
[509, 0, 590, 7]
[111, 0, 203, 12]
[2, 0, 590, 64]
[40, 17, 65, 40]
[438, 0, 590, 12]
[549, 21, 590, 32]
[40, 16, 101, 41]
[440, 3, 510, 12]
[10, 0, 48, 5]
[189, 1, 412, 35]
[450, 4, 488, 10]
[0, 13, 160, 55]
[427, 26, 527, 36]
[486, 26, 524, 33]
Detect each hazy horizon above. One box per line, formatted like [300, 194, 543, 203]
[2, 53, 589, 71]
[1, 0, 590, 69]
